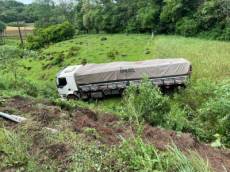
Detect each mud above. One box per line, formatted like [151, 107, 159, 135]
[46, 143, 71, 161]
[73, 109, 133, 145]
[0, 96, 229, 172]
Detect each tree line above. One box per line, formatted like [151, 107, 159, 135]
[0, 0, 229, 40]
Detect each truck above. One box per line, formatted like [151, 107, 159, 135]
[56, 58, 192, 99]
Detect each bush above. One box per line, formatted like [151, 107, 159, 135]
[27, 22, 75, 50]
[20, 80, 39, 97]
[198, 80, 230, 145]
[0, 129, 29, 169]
[122, 79, 170, 126]
[101, 138, 211, 172]
[107, 49, 119, 59]
[173, 79, 230, 146]
[0, 45, 23, 59]
[173, 79, 217, 111]
[220, 27, 230, 41]
[109, 138, 165, 171]
[166, 146, 212, 172]
[166, 103, 190, 132]
[176, 17, 198, 36]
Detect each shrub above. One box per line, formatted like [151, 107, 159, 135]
[101, 138, 211, 172]
[101, 37, 107, 41]
[166, 103, 190, 132]
[109, 138, 165, 171]
[50, 54, 64, 66]
[107, 49, 119, 59]
[198, 80, 230, 145]
[81, 58, 87, 65]
[122, 79, 170, 126]
[166, 146, 212, 172]
[176, 17, 198, 36]
[0, 45, 23, 59]
[21, 80, 39, 97]
[173, 79, 230, 146]
[0, 76, 11, 90]
[173, 79, 217, 111]
[0, 129, 29, 169]
[67, 46, 80, 58]
[220, 27, 230, 41]
[199, 29, 222, 40]
[27, 22, 75, 50]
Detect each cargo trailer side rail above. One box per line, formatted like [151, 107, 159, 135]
[76, 74, 189, 99]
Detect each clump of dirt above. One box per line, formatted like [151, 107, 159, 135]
[196, 144, 230, 172]
[73, 108, 133, 145]
[32, 104, 62, 126]
[73, 109, 230, 172]
[2, 96, 35, 114]
[46, 143, 71, 161]
[142, 125, 230, 172]
[143, 125, 198, 151]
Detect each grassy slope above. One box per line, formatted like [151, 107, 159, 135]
[1, 34, 230, 171]
[21, 34, 230, 82]
[18, 34, 230, 109]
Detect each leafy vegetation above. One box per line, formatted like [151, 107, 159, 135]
[27, 22, 75, 49]
[1, 29, 230, 172]
[0, 0, 230, 170]
[122, 79, 170, 126]
[1, 0, 229, 40]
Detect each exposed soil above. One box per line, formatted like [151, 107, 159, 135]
[73, 108, 134, 145]
[0, 96, 229, 172]
[46, 143, 72, 161]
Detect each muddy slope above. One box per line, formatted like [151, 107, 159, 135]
[0, 96, 229, 172]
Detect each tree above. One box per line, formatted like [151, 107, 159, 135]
[0, 20, 6, 44]
[160, 0, 200, 32]
[57, 0, 76, 23]
[0, 46, 23, 85]
[31, 0, 57, 27]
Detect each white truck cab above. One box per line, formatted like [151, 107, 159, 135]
[56, 65, 81, 99]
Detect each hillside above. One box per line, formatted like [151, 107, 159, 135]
[0, 34, 230, 172]
[20, 34, 230, 82]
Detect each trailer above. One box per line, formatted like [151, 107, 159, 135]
[56, 58, 192, 99]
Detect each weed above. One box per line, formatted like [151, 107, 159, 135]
[107, 49, 119, 59]
[122, 78, 170, 126]
[166, 145, 212, 172]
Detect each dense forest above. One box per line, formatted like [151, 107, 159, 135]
[0, 0, 229, 40]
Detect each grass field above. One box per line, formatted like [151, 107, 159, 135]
[9, 34, 226, 110]
[5, 26, 34, 38]
[18, 34, 230, 86]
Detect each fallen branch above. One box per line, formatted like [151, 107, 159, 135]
[0, 112, 27, 123]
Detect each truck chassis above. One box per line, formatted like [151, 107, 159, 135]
[73, 75, 188, 99]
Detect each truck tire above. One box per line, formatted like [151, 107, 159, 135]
[67, 94, 77, 100]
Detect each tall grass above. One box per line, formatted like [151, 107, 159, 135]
[166, 145, 212, 172]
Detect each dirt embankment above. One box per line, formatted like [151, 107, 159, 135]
[0, 96, 229, 172]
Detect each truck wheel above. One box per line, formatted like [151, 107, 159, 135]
[80, 92, 89, 100]
[67, 94, 77, 100]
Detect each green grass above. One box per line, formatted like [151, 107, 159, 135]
[1, 34, 229, 171]
[1, 34, 230, 110]
[19, 34, 230, 83]
[4, 38, 20, 46]
[6, 34, 226, 110]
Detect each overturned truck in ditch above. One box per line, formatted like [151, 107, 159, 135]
[56, 58, 192, 99]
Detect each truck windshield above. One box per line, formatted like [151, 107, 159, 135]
[57, 78, 67, 88]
